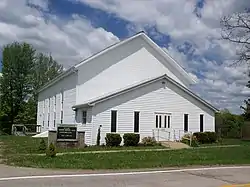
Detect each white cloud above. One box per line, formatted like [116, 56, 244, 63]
[1, 0, 249, 113]
[73, 0, 250, 113]
[0, 0, 119, 68]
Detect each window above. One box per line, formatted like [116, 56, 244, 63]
[184, 114, 189, 132]
[164, 116, 167, 128]
[156, 115, 158, 128]
[134, 112, 140, 133]
[48, 113, 50, 127]
[48, 99, 50, 127]
[60, 91, 64, 124]
[111, 110, 117, 132]
[200, 114, 204, 132]
[156, 113, 171, 129]
[168, 116, 171, 128]
[54, 95, 56, 112]
[82, 111, 87, 124]
[42, 101, 45, 127]
[60, 110, 63, 124]
[75, 110, 78, 122]
[54, 111, 56, 127]
[61, 91, 64, 108]
[159, 115, 162, 128]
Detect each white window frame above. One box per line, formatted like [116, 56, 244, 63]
[155, 113, 171, 129]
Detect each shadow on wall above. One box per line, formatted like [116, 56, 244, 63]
[38, 73, 77, 100]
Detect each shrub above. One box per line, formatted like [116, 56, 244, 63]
[141, 136, 157, 146]
[193, 132, 217, 144]
[123, 133, 140, 146]
[105, 133, 122, 147]
[181, 133, 199, 147]
[193, 132, 208, 144]
[38, 139, 47, 151]
[46, 143, 56, 157]
[96, 126, 101, 146]
[204, 131, 217, 143]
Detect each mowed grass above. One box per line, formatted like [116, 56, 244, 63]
[200, 138, 250, 147]
[0, 135, 165, 155]
[1, 135, 250, 170]
[0, 136, 47, 155]
[4, 146, 250, 169]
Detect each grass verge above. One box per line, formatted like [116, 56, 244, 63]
[0, 135, 165, 155]
[4, 146, 250, 169]
[199, 138, 250, 147]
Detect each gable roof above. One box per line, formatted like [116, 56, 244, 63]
[38, 31, 195, 93]
[72, 74, 218, 112]
[74, 31, 195, 84]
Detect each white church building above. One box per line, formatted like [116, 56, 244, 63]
[36, 32, 218, 145]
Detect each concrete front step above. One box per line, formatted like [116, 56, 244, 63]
[160, 141, 190, 149]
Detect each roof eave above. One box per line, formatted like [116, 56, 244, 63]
[88, 74, 218, 113]
[74, 32, 145, 69]
[140, 33, 196, 86]
[38, 67, 78, 93]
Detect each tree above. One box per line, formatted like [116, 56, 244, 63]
[221, 10, 250, 65]
[221, 10, 250, 117]
[215, 110, 244, 138]
[0, 42, 35, 132]
[0, 42, 63, 133]
[28, 53, 63, 123]
[32, 53, 63, 98]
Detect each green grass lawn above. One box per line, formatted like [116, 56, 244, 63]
[1, 135, 250, 170]
[4, 146, 250, 169]
[199, 138, 250, 147]
[0, 135, 165, 155]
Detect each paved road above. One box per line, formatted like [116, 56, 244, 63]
[0, 165, 250, 187]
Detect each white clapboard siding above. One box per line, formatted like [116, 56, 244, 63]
[37, 73, 77, 130]
[76, 36, 186, 105]
[90, 79, 215, 145]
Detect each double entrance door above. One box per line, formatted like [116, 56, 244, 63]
[154, 113, 171, 141]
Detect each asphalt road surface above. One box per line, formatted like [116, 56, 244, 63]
[0, 165, 250, 187]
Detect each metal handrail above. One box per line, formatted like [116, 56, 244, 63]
[152, 128, 171, 142]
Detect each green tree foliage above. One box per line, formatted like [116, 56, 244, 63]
[0, 42, 35, 132]
[215, 110, 244, 138]
[28, 53, 63, 123]
[32, 53, 63, 98]
[0, 42, 63, 133]
[38, 139, 47, 152]
[241, 98, 250, 120]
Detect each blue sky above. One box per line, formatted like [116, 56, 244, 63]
[0, 0, 249, 113]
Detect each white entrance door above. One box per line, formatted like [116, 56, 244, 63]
[154, 113, 171, 141]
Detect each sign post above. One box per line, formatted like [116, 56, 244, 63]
[57, 124, 77, 141]
[47, 124, 85, 149]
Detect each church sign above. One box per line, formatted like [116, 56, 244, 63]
[57, 124, 77, 141]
